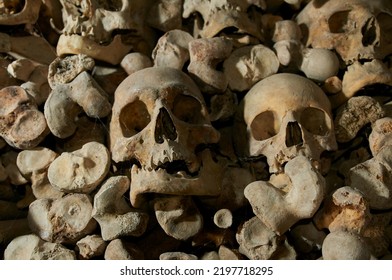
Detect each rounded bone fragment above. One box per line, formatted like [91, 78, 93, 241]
[223, 44, 279, 92]
[213, 209, 233, 229]
[48, 142, 110, 193]
[120, 52, 153, 75]
[299, 48, 340, 82]
[334, 96, 384, 143]
[159, 252, 198, 260]
[92, 176, 149, 241]
[4, 234, 76, 260]
[28, 193, 97, 243]
[76, 234, 107, 259]
[322, 230, 372, 260]
[104, 239, 144, 260]
[154, 196, 203, 240]
[236, 216, 284, 260]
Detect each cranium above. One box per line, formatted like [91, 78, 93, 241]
[296, 0, 392, 64]
[183, 0, 266, 46]
[56, 0, 153, 64]
[110, 67, 222, 207]
[234, 73, 337, 174]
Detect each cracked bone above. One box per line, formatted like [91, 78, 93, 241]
[188, 37, 233, 94]
[92, 176, 149, 241]
[152, 29, 193, 69]
[223, 44, 279, 92]
[28, 193, 97, 244]
[314, 186, 370, 234]
[4, 234, 76, 260]
[154, 196, 203, 240]
[48, 142, 110, 194]
[334, 96, 385, 143]
[245, 155, 325, 235]
[48, 54, 95, 89]
[236, 216, 286, 260]
[16, 147, 62, 200]
[0, 86, 49, 149]
[349, 146, 392, 210]
[44, 71, 111, 139]
[76, 234, 107, 259]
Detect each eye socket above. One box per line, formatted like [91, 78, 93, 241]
[328, 10, 352, 33]
[119, 99, 151, 137]
[300, 107, 330, 136]
[250, 110, 280, 141]
[172, 94, 205, 124]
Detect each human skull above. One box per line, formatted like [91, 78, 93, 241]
[234, 73, 337, 174]
[296, 0, 392, 64]
[110, 67, 222, 207]
[183, 0, 266, 46]
[56, 0, 153, 64]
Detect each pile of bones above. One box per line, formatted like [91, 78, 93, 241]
[1, 0, 392, 260]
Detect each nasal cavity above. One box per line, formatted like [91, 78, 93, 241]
[362, 16, 379, 47]
[285, 121, 303, 148]
[155, 108, 177, 144]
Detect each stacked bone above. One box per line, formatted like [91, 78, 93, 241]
[1, 0, 392, 260]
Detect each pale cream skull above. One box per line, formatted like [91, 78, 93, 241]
[234, 73, 337, 174]
[296, 0, 392, 64]
[110, 67, 222, 207]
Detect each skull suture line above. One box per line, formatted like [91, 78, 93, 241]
[56, 0, 153, 64]
[234, 73, 337, 174]
[110, 67, 223, 207]
[296, 0, 392, 64]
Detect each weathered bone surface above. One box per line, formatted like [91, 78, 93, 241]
[44, 72, 111, 139]
[234, 73, 337, 174]
[369, 117, 392, 156]
[76, 234, 107, 259]
[245, 155, 325, 235]
[188, 37, 233, 94]
[0, 86, 49, 149]
[104, 239, 144, 260]
[4, 234, 76, 260]
[296, 0, 392, 64]
[152, 29, 193, 69]
[121, 52, 153, 75]
[349, 146, 392, 210]
[160, 251, 198, 260]
[223, 44, 279, 92]
[48, 142, 110, 194]
[28, 193, 97, 244]
[322, 230, 374, 260]
[92, 176, 149, 241]
[334, 96, 385, 143]
[236, 216, 286, 260]
[17, 147, 62, 199]
[154, 196, 203, 240]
